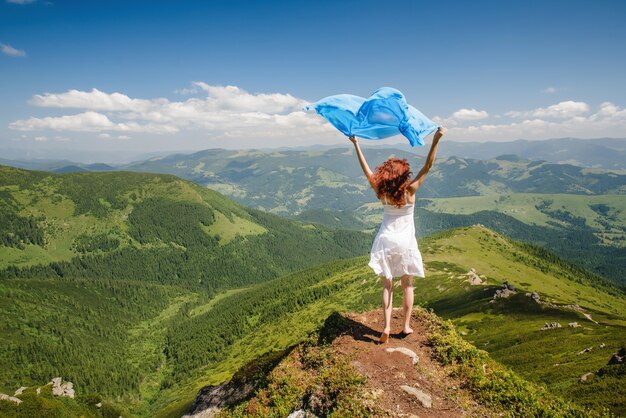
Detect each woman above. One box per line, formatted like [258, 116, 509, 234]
[348, 126, 445, 343]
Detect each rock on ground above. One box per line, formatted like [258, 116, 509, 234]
[385, 347, 419, 365]
[400, 385, 432, 408]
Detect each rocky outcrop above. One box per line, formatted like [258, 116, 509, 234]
[464, 268, 487, 285]
[184, 349, 288, 418]
[578, 347, 593, 355]
[608, 347, 625, 365]
[525, 292, 541, 303]
[0, 393, 22, 404]
[51, 377, 75, 398]
[541, 322, 562, 330]
[184, 380, 255, 417]
[493, 281, 516, 300]
[568, 322, 580, 328]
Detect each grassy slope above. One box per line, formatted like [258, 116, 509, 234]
[169, 225, 624, 416]
[0, 165, 369, 276]
[420, 193, 626, 244]
[2, 225, 623, 416]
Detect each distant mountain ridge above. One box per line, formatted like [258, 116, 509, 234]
[3, 137, 626, 172]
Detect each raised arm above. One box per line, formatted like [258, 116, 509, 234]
[348, 135, 378, 193]
[407, 127, 445, 194]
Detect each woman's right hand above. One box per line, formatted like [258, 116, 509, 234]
[434, 126, 445, 141]
[348, 135, 358, 145]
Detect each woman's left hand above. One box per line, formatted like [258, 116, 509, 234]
[348, 135, 358, 145]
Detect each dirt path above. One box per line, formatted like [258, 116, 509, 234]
[330, 308, 492, 417]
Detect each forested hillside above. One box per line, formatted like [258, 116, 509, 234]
[119, 147, 626, 284]
[0, 165, 370, 291]
[1, 166, 624, 417]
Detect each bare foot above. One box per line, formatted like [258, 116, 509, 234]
[379, 327, 391, 344]
[402, 327, 414, 335]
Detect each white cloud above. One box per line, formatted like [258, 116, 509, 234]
[30, 88, 156, 111]
[506, 100, 589, 119]
[0, 43, 26, 57]
[34, 135, 47, 141]
[10, 85, 626, 146]
[448, 102, 626, 141]
[10, 84, 325, 141]
[450, 108, 489, 121]
[542, 87, 557, 94]
[6, 0, 36, 4]
[10, 111, 177, 134]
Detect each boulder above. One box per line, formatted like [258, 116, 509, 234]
[568, 322, 580, 328]
[541, 322, 562, 330]
[14, 386, 27, 396]
[494, 288, 515, 299]
[502, 281, 516, 291]
[400, 385, 432, 408]
[608, 347, 625, 365]
[530, 292, 541, 303]
[0, 393, 22, 404]
[287, 410, 318, 418]
[579, 372, 593, 382]
[578, 347, 593, 355]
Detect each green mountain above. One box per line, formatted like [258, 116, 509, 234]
[0, 165, 370, 289]
[124, 148, 626, 216]
[116, 146, 626, 283]
[437, 137, 626, 170]
[1, 166, 624, 416]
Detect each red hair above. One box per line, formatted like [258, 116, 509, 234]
[372, 158, 412, 207]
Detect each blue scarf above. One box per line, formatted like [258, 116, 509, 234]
[305, 87, 439, 147]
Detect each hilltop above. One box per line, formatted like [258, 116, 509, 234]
[186, 307, 607, 417]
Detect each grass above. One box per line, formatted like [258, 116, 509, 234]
[422, 193, 626, 237]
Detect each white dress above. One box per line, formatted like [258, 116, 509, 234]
[368, 195, 425, 280]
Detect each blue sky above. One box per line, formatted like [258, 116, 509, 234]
[1, 0, 625, 161]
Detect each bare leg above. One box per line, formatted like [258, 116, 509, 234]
[401, 275, 414, 334]
[381, 278, 393, 335]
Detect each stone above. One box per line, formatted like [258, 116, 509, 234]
[36, 388, 40, 395]
[599, 342, 606, 348]
[530, 292, 541, 303]
[579, 372, 593, 382]
[96, 402, 102, 408]
[287, 410, 307, 418]
[400, 385, 432, 408]
[385, 347, 419, 365]
[502, 281, 516, 291]
[493, 288, 515, 299]
[608, 347, 625, 365]
[51, 377, 62, 388]
[0, 393, 22, 404]
[578, 347, 593, 355]
[14, 386, 27, 396]
[541, 322, 562, 330]
[568, 322, 580, 328]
